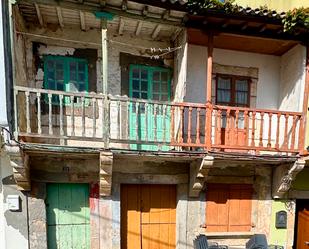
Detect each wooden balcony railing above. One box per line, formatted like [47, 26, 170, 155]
[14, 86, 304, 154]
[172, 103, 303, 153]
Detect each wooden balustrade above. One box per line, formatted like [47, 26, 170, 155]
[14, 86, 109, 142]
[171, 103, 303, 153]
[14, 86, 303, 153]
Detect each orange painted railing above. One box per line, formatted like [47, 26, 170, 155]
[171, 102, 303, 153]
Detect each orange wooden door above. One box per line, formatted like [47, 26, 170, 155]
[206, 184, 252, 232]
[121, 184, 176, 249]
[297, 210, 309, 249]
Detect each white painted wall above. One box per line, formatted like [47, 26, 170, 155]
[186, 45, 281, 110]
[0, 150, 29, 249]
[279, 44, 306, 112]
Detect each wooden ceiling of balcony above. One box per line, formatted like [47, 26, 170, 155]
[188, 28, 300, 56]
[16, 0, 184, 41]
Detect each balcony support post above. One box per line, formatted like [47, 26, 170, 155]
[101, 19, 109, 148]
[300, 43, 309, 153]
[206, 32, 214, 149]
[206, 32, 213, 103]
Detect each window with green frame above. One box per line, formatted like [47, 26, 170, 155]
[43, 55, 88, 104]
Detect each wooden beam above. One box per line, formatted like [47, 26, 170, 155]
[222, 20, 230, 28]
[101, 19, 108, 95]
[259, 24, 267, 32]
[34, 3, 44, 27]
[135, 20, 143, 36]
[80, 11, 86, 31]
[142, 5, 148, 16]
[121, 0, 128, 11]
[56, 6, 64, 28]
[118, 18, 125, 35]
[241, 22, 249, 30]
[162, 9, 170, 20]
[100, 0, 106, 7]
[152, 24, 161, 39]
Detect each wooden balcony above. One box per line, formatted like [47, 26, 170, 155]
[14, 86, 304, 154]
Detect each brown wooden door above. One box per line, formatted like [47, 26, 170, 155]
[297, 210, 309, 249]
[206, 184, 252, 232]
[121, 184, 176, 249]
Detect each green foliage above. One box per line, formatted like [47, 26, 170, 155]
[186, 0, 309, 34]
[186, 0, 237, 15]
[282, 7, 309, 33]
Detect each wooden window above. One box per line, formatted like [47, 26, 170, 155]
[206, 184, 253, 232]
[216, 75, 250, 107]
[44, 55, 88, 104]
[129, 65, 171, 102]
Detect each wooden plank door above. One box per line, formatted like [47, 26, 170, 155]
[129, 65, 171, 151]
[297, 210, 309, 249]
[206, 184, 252, 232]
[46, 183, 90, 249]
[121, 184, 176, 249]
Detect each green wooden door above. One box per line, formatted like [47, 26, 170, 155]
[46, 183, 90, 249]
[129, 65, 171, 150]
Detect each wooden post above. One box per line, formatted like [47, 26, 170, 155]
[101, 19, 109, 148]
[299, 43, 309, 153]
[206, 32, 214, 150]
[206, 32, 213, 103]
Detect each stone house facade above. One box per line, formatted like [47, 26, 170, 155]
[0, 0, 309, 249]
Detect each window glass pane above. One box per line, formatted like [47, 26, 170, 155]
[153, 71, 160, 81]
[47, 61, 54, 68]
[141, 81, 148, 91]
[132, 80, 139, 90]
[78, 73, 85, 82]
[56, 82, 64, 91]
[56, 70, 64, 80]
[56, 62, 63, 70]
[141, 92, 148, 99]
[78, 62, 85, 71]
[161, 83, 168, 93]
[236, 92, 248, 105]
[78, 83, 85, 92]
[236, 80, 248, 91]
[47, 80, 55, 89]
[132, 68, 139, 78]
[153, 94, 160, 100]
[217, 90, 231, 103]
[132, 91, 139, 98]
[153, 82, 160, 93]
[141, 69, 147, 79]
[47, 71, 55, 80]
[218, 77, 231, 89]
[161, 72, 168, 82]
[161, 94, 168, 101]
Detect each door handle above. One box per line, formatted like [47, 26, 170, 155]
[305, 242, 309, 246]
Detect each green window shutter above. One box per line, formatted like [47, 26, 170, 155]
[43, 55, 89, 105]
